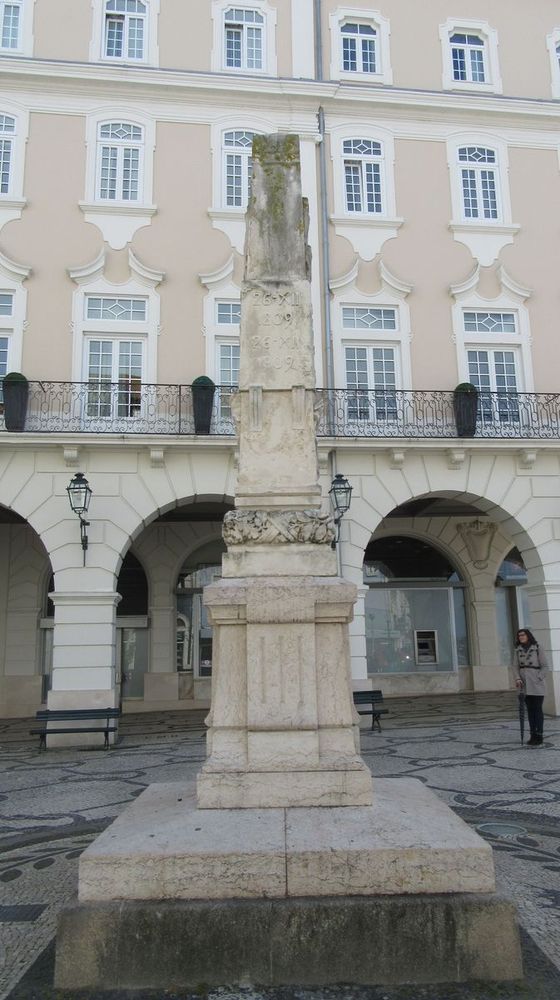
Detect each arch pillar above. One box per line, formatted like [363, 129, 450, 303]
[526, 582, 560, 716]
[47, 591, 121, 743]
[470, 580, 509, 692]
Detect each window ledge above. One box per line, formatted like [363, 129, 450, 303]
[337, 70, 392, 85]
[79, 202, 157, 250]
[449, 221, 520, 266]
[444, 81, 502, 95]
[331, 215, 403, 261]
[79, 201, 157, 217]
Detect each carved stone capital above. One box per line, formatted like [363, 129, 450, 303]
[223, 509, 335, 546]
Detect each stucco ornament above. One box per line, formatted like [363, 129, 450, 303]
[223, 509, 335, 546]
[456, 519, 498, 569]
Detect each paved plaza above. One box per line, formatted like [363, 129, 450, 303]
[1, 693, 560, 1000]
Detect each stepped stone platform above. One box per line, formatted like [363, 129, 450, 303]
[54, 777, 522, 989]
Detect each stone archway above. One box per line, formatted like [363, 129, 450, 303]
[332, 448, 560, 710]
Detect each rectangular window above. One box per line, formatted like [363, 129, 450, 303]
[343, 139, 383, 215]
[467, 348, 519, 424]
[218, 341, 240, 420]
[86, 297, 147, 321]
[217, 302, 241, 325]
[0, 139, 11, 194]
[224, 8, 264, 71]
[104, 0, 146, 61]
[0, 334, 8, 404]
[345, 345, 397, 422]
[0, 292, 13, 315]
[450, 33, 486, 84]
[342, 307, 396, 330]
[341, 22, 377, 74]
[86, 339, 143, 420]
[0, 2, 20, 50]
[463, 311, 515, 333]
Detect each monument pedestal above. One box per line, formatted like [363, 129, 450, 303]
[55, 777, 522, 989]
[198, 574, 373, 808]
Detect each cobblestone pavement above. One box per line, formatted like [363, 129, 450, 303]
[1, 693, 560, 1000]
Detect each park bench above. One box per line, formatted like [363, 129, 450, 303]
[353, 689, 388, 732]
[30, 707, 121, 750]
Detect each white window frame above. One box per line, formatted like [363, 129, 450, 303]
[222, 129, 255, 209]
[90, 0, 159, 66]
[330, 123, 402, 260]
[208, 117, 271, 253]
[439, 19, 502, 94]
[450, 267, 533, 397]
[0, 0, 34, 57]
[0, 250, 30, 410]
[211, 0, 277, 76]
[546, 29, 560, 99]
[68, 250, 163, 391]
[447, 134, 518, 266]
[95, 121, 144, 203]
[80, 110, 156, 249]
[329, 7, 392, 85]
[0, 107, 28, 231]
[199, 256, 240, 431]
[331, 260, 413, 397]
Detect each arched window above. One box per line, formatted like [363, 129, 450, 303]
[104, 0, 147, 61]
[223, 129, 254, 208]
[96, 122, 144, 202]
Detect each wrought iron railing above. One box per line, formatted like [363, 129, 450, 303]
[314, 389, 560, 439]
[1, 383, 559, 439]
[0, 381, 238, 435]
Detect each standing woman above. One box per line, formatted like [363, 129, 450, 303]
[514, 628, 547, 746]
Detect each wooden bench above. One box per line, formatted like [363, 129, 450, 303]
[353, 689, 388, 732]
[30, 708, 121, 750]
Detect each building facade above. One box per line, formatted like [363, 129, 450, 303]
[1, 0, 560, 724]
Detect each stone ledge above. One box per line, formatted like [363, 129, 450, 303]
[77, 778, 495, 901]
[55, 893, 522, 990]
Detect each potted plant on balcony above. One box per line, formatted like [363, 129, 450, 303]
[2, 371, 29, 431]
[453, 381, 478, 438]
[191, 375, 216, 435]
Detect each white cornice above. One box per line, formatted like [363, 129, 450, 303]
[199, 254, 235, 288]
[449, 266, 480, 299]
[379, 261, 413, 297]
[1, 57, 560, 130]
[498, 266, 532, 301]
[67, 249, 106, 284]
[0, 248, 31, 281]
[329, 260, 359, 292]
[129, 249, 164, 286]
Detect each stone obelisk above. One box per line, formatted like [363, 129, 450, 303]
[55, 135, 522, 993]
[197, 134, 373, 808]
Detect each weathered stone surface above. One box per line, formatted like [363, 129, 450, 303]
[223, 508, 335, 546]
[200, 575, 371, 807]
[55, 894, 522, 990]
[77, 778, 495, 902]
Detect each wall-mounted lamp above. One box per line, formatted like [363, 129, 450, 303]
[329, 473, 352, 549]
[66, 472, 92, 565]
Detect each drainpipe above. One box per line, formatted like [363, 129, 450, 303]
[314, 1, 338, 551]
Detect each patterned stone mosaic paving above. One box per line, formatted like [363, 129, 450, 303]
[1, 694, 560, 999]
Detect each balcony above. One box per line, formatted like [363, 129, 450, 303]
[0, 383, 559, 440]
[314, 389, 560, 440]
[0, 381, 237, 436]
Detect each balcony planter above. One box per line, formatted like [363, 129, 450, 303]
[453, 382, 478, 438]
[191, 376, 215, 435]
[2, 372, 29, 431]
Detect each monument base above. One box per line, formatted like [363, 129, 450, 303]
[54, 777, 523, 988]
[55, 893, 521, 990]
